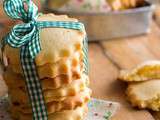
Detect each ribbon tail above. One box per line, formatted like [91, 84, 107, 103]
[28, 31, 41, 59]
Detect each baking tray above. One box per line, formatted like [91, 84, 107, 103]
[45, 1, 155, 41]
[148, 0, 160, 4]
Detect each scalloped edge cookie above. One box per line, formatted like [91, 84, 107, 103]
[126, 79, 160, 111]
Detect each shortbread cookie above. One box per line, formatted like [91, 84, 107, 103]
[9, 51, 83, 79]
[10, 105, 88, 120]
[46, 88, 91, 113]
[126, 80, 160, 111]
[11, 104, 88, 120]
[11, 88, 91, 114]
[42, 74, 89, 91]
[41, 74, 88, 90]
[44, 79, 89, 103]
[9, 86, 88, 106]
[37, 53, 83, 79]
[4, 14, 85, 67]
[9, 76, 89, 104]
[4, 68, 88, 90]
[119, 61, 160, 82]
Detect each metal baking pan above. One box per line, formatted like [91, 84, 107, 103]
[45, 1, 155, 41]
[148, 0, 160, 4]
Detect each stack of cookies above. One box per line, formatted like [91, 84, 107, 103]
[3, 14, 91, 120]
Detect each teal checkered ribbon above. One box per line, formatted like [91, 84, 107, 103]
[2, 0, 89, 120]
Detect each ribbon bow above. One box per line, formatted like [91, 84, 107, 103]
[3, 0, 85, 59]
[3, 0, 40, 59]
[3, 1, 47, 119]
[2, 0, 88, 120]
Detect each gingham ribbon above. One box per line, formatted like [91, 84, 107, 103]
[2, 0, 89, 120]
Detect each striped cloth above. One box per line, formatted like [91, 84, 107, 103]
[2, 0, 89, 120]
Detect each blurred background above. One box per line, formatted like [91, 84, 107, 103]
[0, 0, 160, 40]
[0, 0, 160, 120]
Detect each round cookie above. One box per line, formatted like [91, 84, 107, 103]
[126, 80, 160, 111]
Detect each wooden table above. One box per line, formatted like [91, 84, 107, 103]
[89, 21, 160, 120]
[90, 10, 160, 119]
[1, 8, 160, 120]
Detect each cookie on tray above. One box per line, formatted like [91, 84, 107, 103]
[126, 79, 160, 111]
[119, 61, 160, 82]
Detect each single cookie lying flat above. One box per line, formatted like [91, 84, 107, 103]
[119, 61, 160, 82]
[126, 79, 160, 111]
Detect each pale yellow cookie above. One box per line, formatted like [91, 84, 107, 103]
[41, 74, 86, 90]
[126, 80, 160, 111]
[4, 14, 85, 67]
[46, 88, 91, 113]
[11, 88, 91, 114]
[4, 68, 88, 90]
[9, 51, 83, 79]
[9, 75, 89, 104]
[43, 79, 89, 103]
[11, 104, 88, 120]
[119, 61, 160, 82]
